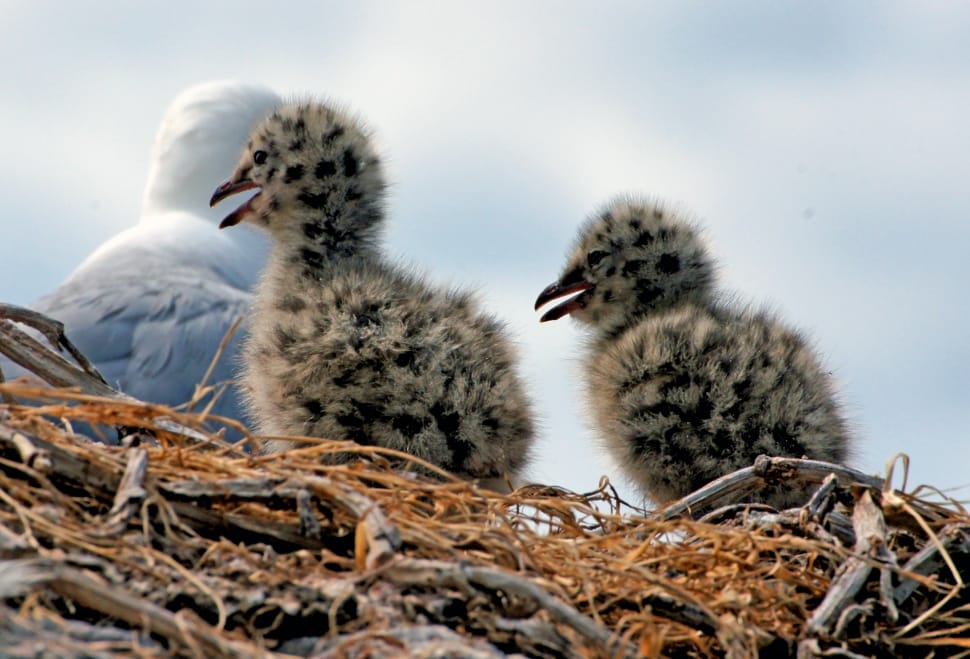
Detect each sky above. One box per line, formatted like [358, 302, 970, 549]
[2, 2, 969, 503]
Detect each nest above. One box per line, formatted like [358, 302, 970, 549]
[1, 306, 969, 658]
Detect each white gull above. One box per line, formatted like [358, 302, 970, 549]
[8, 81, 281, 439]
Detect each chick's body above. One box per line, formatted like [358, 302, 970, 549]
[213, 102, 534, 481]
[586, 304, 847, 506]
[537, 199, 850, 507]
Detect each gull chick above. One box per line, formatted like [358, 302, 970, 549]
[535, 198, 851, 507]
[212, 101, 535, 483]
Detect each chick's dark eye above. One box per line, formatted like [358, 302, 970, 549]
[253, 150, 268, 165]
[587, 249, 609, 269]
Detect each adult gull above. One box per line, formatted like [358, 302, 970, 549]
[4, 81, 281, 439]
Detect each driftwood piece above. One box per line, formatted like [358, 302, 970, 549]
[0, 308, 225, 446]
[0, 604, 166, 659]
[41, 559, 283, 659]
[8, 427, 53, 472]
[96, 447, 149, 536]
[0, 422, 121, 496]
[805, 489, 897, 640]
[0, 303, 107, 385]
[659, 455, 885, 520]
[161, 475, 401, 570]
[381, 558, 638, 657]
[796, 638, 874, 659]
[894, 523, 970, 605]
[302, 623, 516, 658]
[698, 476, 857, 552]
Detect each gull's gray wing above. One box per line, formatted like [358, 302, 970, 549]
[32, 262, 252, 439]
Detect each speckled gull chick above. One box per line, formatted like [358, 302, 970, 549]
[210, 100, 535, 483]
[535, 198, 851, 508]
[12, 81, 280, 436]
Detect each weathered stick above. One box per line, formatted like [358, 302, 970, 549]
[50, 563, 288, 659]
[381, 557, 639, 658]
[659, 456, 885, 520]
[893, 523, 970, 605]
[161, 475, 402, 567]
[0, 312, 226, 445]
[0, 304, 106, 383]
[94, 447, 149, 537]
[805, 489, 893, 637]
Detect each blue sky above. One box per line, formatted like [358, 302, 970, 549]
[2, 2, 969, 502]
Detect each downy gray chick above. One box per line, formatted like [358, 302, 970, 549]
[535, 198, 850, 507]
[212, 101, 535, 484]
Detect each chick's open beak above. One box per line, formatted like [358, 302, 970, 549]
[534, 279, 594, 322]
[210, 179, 260, 229]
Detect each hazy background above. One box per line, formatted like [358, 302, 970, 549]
[2, 2, 968, 502]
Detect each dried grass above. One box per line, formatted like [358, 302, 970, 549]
[1, 309, 969, 658]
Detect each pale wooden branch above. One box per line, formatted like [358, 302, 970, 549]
[0, 320, 114, 397]
[0, 605, 164, 656]
[488, 615, 574, 655]
[893, 523, 970, 605]
[165, 501, 326, 551]
[805, 489, 894, 638]
[0, 303, 106, 383]
[797, 637, 874, 658]
[303, 475, 400, 570]
[95, 447, 149, 537]
[160, 475, 401, 568]
[805, 472, 842, 518]
[698, 475, 857, 549]
[8, 428, 53, 472]
[381, 557, 639, 658]
[0, 425, 322, 554]
[0, 556, 56, 598]
[0, 310, 225, 446]
[0, 423, 121, 496]
[308, 624, 511, 658]
[48, 563, 287, 659]
[659, 455, 885, 520]
[1, 557, 275, 658]
[160, 476, 299, 501]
